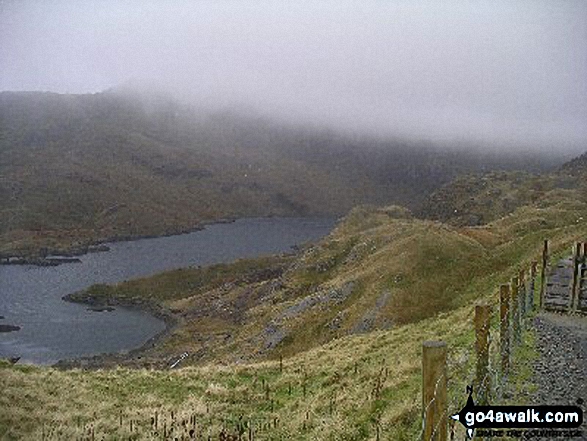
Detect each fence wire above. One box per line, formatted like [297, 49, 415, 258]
[420, 257, 542, 440]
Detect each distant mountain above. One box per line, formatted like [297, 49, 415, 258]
[559, 150, 587, 176]
[0, 90, 565, 256]
[417, 148, 587, 226]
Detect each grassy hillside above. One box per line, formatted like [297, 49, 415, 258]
[0, 310, 473, 440]
[560, 150, 587, 176]
[62, 182, 587, 369]
[2, 89, 585, 439]
[2, 188, 587, 439]
[3, 174, 585, 438]
[417, 162, 586, 226]
[0, 91, 356, 257]
[0, 90, 562, 258]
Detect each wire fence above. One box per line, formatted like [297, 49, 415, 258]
[10, 240, 586, 440]
[420, 239, 587, 440]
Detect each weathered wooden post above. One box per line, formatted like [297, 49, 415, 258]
[519, 269, 527, 321]
[570, 242, 582, 311]
[511, 277, 521, 345]
[500, 284, 511, 378]
[540, 240, 549, 309]
[581, 244, 587, 310]
[529, 261, 537, 312]
[422, 341, 447, 441]
[475, 304, 491, 405]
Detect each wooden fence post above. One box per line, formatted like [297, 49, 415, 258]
[511, 277, 521, 345]
[530, 261, 537, 312]
[570, 242, 581, 311]
[475, 305, 491, 405]
[540, 240, 549, 309]
[518, 269, 527, 322]
[500, 284, 511, 378]
[422, 341, 447, 441]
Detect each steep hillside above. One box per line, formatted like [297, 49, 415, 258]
[417, 151, 587, 226]
[0, 90, 562, 257]
[64, 178, 587, 369]
[3, 184, 587, 439]
[0, 91, 356, 257]
[559, 150, 587, 177]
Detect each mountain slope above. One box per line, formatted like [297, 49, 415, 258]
[559, 150, 587, 177]
[65, 176, 587, 369]
[0, 90, 564, 257]
[417, 150, 587, 226]
[3, 174, 587, 440]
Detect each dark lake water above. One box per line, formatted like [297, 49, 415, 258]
[0, 217, 336, 364]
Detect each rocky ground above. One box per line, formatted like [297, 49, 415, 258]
[532, 312, 587, 439]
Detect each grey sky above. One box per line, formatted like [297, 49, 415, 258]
[1, 0, 586, 151]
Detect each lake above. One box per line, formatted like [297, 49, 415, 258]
[0, 217, 336, 364]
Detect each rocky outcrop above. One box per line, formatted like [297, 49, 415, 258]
[559, 151, 587, 177]
[87, 306, 116, 312]
[0, 324, 21, 333]
[278, 281, 355, 320]
[258, 281, 356, 352]
[1, 256, 82, 266]
[352, 289, 392, 334]
[0, 243, 113, 266]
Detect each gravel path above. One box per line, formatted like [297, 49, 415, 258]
[532, 312, 587, 439]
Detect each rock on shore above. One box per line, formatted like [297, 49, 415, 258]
[0, 324, 21, 333]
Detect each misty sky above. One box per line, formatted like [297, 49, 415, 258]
[1, 0, 586, 151]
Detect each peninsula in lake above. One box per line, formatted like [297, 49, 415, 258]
[1, 0, 586, 439]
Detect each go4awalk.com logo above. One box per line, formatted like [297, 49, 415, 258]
[451, 387, 583, 438]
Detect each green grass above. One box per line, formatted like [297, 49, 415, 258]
[0, 91, 568, 259]
[3, 181, 587, 439]
[57, 191, 587, 368]
[70, 255, 292, 305]
[0, 307, 475, 440]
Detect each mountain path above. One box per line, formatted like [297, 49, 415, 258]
[532, 312, 587, 438]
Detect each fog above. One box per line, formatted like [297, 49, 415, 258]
[1, 0, 586, 151]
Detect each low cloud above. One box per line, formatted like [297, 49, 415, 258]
[1, 0, 586, 151]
